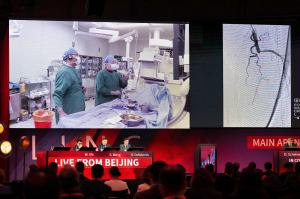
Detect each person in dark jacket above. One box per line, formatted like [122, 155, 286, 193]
[81, 164, 111, 199]
[134, 161, 168, 199]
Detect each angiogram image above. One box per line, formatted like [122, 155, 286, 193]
[223, 24, 291, 127]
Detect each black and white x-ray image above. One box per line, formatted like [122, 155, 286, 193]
[223, 24, 291, 127]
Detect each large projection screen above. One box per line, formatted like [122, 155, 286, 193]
[9, 20, 190, 129]
[223, 24, 291, 127]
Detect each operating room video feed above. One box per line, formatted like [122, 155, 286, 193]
[223, 24, 291, 127]
[9, 20, 190, 129]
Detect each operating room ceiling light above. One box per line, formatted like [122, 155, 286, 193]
[149, 38, 173, 48]
[89, 28, 119, 36]
[91, 22, 150, 29]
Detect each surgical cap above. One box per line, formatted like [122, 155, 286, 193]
[63, 48, 78, 60]
[104, 55, 116, 64]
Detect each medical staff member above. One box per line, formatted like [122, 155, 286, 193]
[95, 55, 128, 106]
[53, 48, 85, 123]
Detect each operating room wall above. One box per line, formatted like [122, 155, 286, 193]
[108, 39, 149, 61]
[9, 20, 109, 82]
[75, 34, 108, 58]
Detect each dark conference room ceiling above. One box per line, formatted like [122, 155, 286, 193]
[0, 0, 300, 21]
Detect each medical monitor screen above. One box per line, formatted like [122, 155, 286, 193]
[223, 24, 291, 127]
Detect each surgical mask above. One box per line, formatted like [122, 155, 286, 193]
[75, 56, 81, 65]
[111, 64, 119, 70]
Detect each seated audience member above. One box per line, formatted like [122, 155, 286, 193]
[261, 162, 281, 199]
[29, 164, 39, 174]
[177, 164, 188, 186]
[81, 164, 111, 199]
[159, 165, 187, 199]
[176, 164, 186, 174]
[263, 162, 277, 177]
[48, 162, 58, 176]
[75, 162, 88, 183]
[185, 168, 222, 199]
[243, 162, 263, 178]
[105, 166, 130, 194]
[23, 168, 60, 199]
[0, 168, 13, 197]
[215, 162, 235, 198]
[244, 162, 256, 173]
[59, 165, 84, 199]
[134, 161, 168, 199]
[285, 162, 300, 197]
[280, 162, 294, 185]
[248, 162, 256, 170]
[137, 166, 151, 192]
[230, 168, 269, 199]
[205, 164, 216, 180]
[232, 162, 241, 180]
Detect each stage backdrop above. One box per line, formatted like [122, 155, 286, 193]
[8, 128, 300, 181]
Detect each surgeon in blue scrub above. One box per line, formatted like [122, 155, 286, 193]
[53, 48, 85, 123]
[95, 55, 129, 106]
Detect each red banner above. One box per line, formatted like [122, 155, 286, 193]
[247, 136, 300, 149]
[45, 151, 153, 179]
